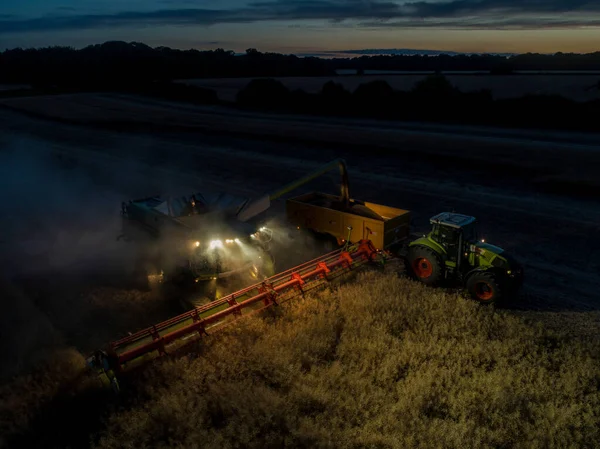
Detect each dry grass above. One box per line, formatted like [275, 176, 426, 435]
[94, 272, 600, 449]
[0, 348, 87, 446]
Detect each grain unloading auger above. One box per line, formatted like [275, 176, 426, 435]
[89, 240, 382, 383]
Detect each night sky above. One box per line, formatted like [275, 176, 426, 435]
[1, 0, 599, 54]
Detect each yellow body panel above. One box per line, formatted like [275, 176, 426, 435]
[286, 192, 410, 250]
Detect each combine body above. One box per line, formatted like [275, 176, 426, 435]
[120, 191, 274, 297]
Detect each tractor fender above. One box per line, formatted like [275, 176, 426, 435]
[408, 237, 446, 257]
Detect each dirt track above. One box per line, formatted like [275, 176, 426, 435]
[1, 95, 599, 372]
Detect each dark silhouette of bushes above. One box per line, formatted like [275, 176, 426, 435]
[132, 81, 219, 105]
[352, 80, 396, 118]
[406, 75, 462, 121]
[231, 74, 600, 132]
[236, 78, 292, 109]
[320, 81, 352, 112]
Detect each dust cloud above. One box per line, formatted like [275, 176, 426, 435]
[0, 136, 130, 277]
[0, 134, 330, 381]
[0, 136, 134, 380]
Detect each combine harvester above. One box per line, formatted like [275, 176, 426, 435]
[89, 159, 523, 385]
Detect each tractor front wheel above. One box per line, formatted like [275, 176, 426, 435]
[466, 272, 502, 304]
[407, 246, 443, 286]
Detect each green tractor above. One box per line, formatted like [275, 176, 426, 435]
[407, 212, 523, 304]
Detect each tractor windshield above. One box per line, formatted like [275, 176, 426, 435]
[462, 222, 478, 243]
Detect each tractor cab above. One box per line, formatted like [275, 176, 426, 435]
[429, 212, 477, 265]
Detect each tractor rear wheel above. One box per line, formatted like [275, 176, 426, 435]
[407, 246, 443, 286]
[466, 272, 502, 304]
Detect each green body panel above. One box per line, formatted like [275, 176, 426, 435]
[470, 243, 501, 269]
[409, 231, 510, 274]
[409, 236, 457, 268]
[269, 159, 349, 205]
[409, 236, 447, 255]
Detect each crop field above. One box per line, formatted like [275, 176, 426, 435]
[1, 98, 600, 448]
[3, 273, 600, 448]
[180, 74, 600, 102]
[95, 273, 600, 448]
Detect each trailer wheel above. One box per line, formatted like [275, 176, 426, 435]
[466, 272, 502, 304]
[407, 246, 443, 286]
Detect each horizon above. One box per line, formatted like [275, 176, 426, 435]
[1, 1, 600, 54]
[2, 41, 596, 59]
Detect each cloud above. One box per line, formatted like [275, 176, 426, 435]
[336, 48, 463, 55]
[0, 0, 599, 34]
[359, 15, 600, 30]
[308, 48, 517, 57]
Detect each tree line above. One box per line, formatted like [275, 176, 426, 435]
[235, 76, 599, 132]
[2, 41, 600, 87]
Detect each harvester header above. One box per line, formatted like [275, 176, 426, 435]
[93, 240, 381, 375]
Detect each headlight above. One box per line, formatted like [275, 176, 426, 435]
[195, 241, 200, 247]
[209, 240, 223, 249]
[234, 238, 241, 244]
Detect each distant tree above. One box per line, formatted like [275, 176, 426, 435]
[3, 41, 600, 91]
[353, 80, 394, 99]
[318, 81, 352, 114]
[321, 81, 350, 98]
[352, 80, 396, 117]
[236, 78, 291, 108]
[411, 74, 460, 98]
